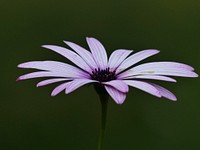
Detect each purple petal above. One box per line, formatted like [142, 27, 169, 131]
[65, 79, 97, 94]
[86, 37, 108, 69]
[108, 49, 133, 70]
[37, 78, 71, 87]
[51, 82, 72, 96]
[118, 62, 198, 78]
[149, 83, 177, 101]
[17, 71, 63, 81]
[17, 71, 87, 81]
[42, 45, 92, 73]
[116, 49, 160, 74]
[132, 62, 194, 71]
[120, 75, 176, 82]
[64, 41, 98, 69]
[123, 80, 161, 97]
[18, 61, 90, 79]
[103, 80, 129, 93]
[105, 85, 127, 104]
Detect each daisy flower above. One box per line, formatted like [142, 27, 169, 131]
[17, 37, 198, 104]
[17, 37, 198, 150]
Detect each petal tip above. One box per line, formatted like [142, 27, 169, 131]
[116, 101, 125, 105]
[63, 40, 69, 44]
[41, 45, 51, 49]
[156, 92, 162, 98]
[16, 76, 25, 81]
[193, 72, 199, 77]
[167, 96, 177, 101]
[17, 63, 24, 68]
[51, 91, 57, 97]
[65, 90, 70, 94]
[145, 49, 160, 53]
[172, 98, 177, 101]
[86, 37, 97, 42]
[36, 83, 41, 87]
[173, 80, 177, 83]
[86, 36, 92, 39]
[187, 72, 199, 78]
[152, 49, 160, 54]
[41, 45, 46, 48]
[51, 88, 61, 96]
[16, 77, 21, 82]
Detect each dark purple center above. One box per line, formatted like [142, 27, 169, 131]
[90, 68, 116, 82]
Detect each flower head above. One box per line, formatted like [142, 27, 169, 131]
[17, 37, 198, 104]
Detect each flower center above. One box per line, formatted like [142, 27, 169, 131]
[90, 68, 116, 82]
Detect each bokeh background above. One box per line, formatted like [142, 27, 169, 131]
[1, 0, 200, 149]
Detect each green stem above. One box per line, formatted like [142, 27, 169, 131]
[97, 94, 108, 150]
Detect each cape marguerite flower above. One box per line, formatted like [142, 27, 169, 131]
[17, 37, 198, 104]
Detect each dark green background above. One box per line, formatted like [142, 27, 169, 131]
[1, 0, 200, 150]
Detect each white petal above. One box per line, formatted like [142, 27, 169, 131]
[18, 61, 90, 79]
[149, 83, 177, 101]
[86, 37, 108, 69]
[123, 80, 161, 97]
[105, 85, 127, 104]
[131, 62, 194, 71]
[119, 68, 198, 79]
[65, 79, 97, 94]
[37, 78, 71, 87]
[118, 61, 198, 78]
[116, 49, 160, 74]
[64, 41, 98, 69]
[108, 49, 133, 70]
[17, 71, 87, 81]
[17, 71, 64, 81]
[103, 80, 129, 93]
[51, 82, 72, 96]
[121, 75, 176, 82]
[42, 45, 92, 73]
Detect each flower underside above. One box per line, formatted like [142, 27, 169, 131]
[90, 68, 116, 82]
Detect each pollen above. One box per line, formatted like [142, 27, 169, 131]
[90, 68, 116, 82]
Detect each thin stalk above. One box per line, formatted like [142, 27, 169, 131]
[97, 94, 108, 150]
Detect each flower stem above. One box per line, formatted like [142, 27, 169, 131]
[98, 93, 108, 150]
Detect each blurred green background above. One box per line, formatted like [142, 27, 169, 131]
[1, 0, 200, 149]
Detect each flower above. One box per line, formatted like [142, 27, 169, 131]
[17, 37, 198, 104]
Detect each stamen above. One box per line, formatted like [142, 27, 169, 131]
[90, 68, 116, 82]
